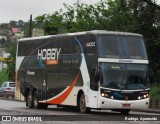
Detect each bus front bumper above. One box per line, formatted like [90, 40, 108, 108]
[98, 97, 149, 109]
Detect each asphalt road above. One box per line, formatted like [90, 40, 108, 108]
[0, 98, 159, 124]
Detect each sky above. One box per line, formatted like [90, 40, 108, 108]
[0, 0, 100, 23]
[0, 0, 160, 23]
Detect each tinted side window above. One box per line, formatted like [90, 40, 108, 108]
[58, 36, 81, 54]
[18, 42, 24, 56]
[18, 41, 36, 56]
[47, 69, 70, 87]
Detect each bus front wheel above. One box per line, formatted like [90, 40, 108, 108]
[79, 94, 90, 113]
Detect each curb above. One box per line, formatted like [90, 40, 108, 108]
[133, 109, 160, 114]
[0, 97, 24, 102]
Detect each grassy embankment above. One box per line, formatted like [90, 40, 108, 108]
[149, 83, 160, 108]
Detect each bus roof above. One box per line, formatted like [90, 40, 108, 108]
[86, 30, 142, 37]
[18, 30, 142, 42]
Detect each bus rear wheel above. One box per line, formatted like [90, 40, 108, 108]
[27, 91, 34, 108]
[79, 94, 90, 113]
[33, 91, 48, 109]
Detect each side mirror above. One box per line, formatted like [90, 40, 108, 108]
[149, 69, 154, 84]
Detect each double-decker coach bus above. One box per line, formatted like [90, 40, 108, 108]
[16, 30, 152, 114]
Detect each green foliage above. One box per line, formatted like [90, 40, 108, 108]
[34, 12, 64, 35]
[9, 20, 17, 27]
[0, 69, 8, 85]
[21, 22, 30, 38]
[150, 83, 160, 99]
[26, 0, 160, 83]
[6, 43, 16, 81]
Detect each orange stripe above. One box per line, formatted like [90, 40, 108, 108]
[47, 72, 80, 104]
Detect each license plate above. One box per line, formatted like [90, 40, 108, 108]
[122, 104, 130, 108]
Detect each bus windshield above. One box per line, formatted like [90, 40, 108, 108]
[100, 63, 149, 90]
[98, 35, 147, 59]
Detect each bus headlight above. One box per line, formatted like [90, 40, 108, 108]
[101, 93, 105, 97]
[143, 94, 149, 98]
[138, 94, 149, 100]
[140, 91, 149, 99]
[101, 93, 108, 97]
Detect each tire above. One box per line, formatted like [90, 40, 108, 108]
[120, 109, 130, 115]
[33, 91, 48, 109]
[33, 91, 39, 109]
[27, 91, 34, 108]
[79, 94, 90, 113]
[26, 97, 28, 106]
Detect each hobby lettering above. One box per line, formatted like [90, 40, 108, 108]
[37, 48, 61, 60]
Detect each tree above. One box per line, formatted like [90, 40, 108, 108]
[0, 69, 9, 85]
[32, 0, 160, 82]
[6, 43, 16, 81]
[9, 20, 17, 28]
[17, 20, 24, 28]
[21, 22, 30, 38]
[34, 12, 64, 35]
[34, 14, 47, 30]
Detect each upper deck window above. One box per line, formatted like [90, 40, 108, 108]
[98, 35, 147, 59]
